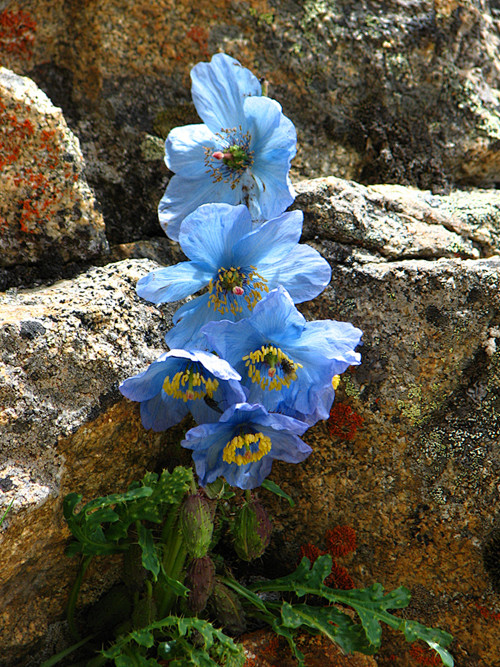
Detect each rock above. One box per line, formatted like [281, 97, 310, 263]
[0, 68, 108, 277]
[265, 178, 500, 667]
[241, 627, 378, 667]
[2, 2, 500, 242]
[0, 259, 180, 665]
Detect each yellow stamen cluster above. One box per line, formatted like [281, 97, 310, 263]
[222, 432, 272, 466]
[332, 375, 341, 390]
[207, 266, 268, 315]
[242, 345, 302, 391]
[163, 370, 219, 402]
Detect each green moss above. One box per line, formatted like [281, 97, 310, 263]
[153, 104, 199, 140]
[343, 374, 361, 399]
[140, 134, 165, 161]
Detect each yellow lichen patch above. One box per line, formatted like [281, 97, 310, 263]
[332, 375, 340, 389]
[163, 369, 218, 402]
[222, 432, 272, 466]
[207, 265, 268, 315]
[243, 345, 302, 391]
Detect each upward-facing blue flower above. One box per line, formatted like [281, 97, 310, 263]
[201, 287, 363, 425]
[181, 402, 311, 489]
[137, 203, 331, 349]
[119, 349, 245, 432]
[159, 53, 297, 241]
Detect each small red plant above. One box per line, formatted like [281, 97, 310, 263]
[328, 403, 363, 440]
[325, 525, 357, 557]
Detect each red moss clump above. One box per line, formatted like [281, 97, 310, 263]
[327, 403, 364, 440]
[325, 525, 357, 557]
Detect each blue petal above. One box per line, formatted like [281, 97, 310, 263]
[179, 203, 252, 268]
[260, 425, 312, 463]
[140, 391, 189, 432]
[165, 124, 218, 178]
[240, 287, 306, 339]
[232, 210, 303, 267]
[201, 317, 261, 367]
[158, 173, 241, 242]
[293, 320, 363, 368]
[246, 96, 297, 163]
[119, 354, 175, 401]
[190, 379, 246, 425]
[136, 262, 212, 304]
[259, 244, 332, 303]
[190, 53, 262, 133]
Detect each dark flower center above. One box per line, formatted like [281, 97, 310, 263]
[207, 266, 268, 315]
[163, 365, 219, 402]
[222, 431, 271, 466]
[242, 345, 302, 391]
[204, 126, 254, 189]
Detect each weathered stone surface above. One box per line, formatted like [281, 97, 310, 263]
[263, 178, 500, 667]
[3, 1, 500, 245]
[0, 260, 181, 665]
[0, 67, 108, 274]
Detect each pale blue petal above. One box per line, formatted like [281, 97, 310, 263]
[158, 173, 240, 242]
[240, 287, 305, 339]
[165, 124, 218, 178]
[259, 426, 312, 463]
[232, 210, 303, 267]
[179, 203, 252, 268]
[293, 320, 363, 369]
[259, 244, 331, 303]
[119, 353, 174, 401]
[136, 262, 212, 304]
[245, 96, 296, 162]
[191, 53, 262, 133]
[140, 391, 189, 431]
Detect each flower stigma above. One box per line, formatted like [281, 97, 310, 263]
[222, 431, 272, 466]
[163, 366, 219, 402]
[205, 126, 254, 189]
[207, 266, 268, 315]
[242, 345, 303, 391]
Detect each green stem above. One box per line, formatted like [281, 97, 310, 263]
[156, 514, 187, 617]
[67, 554, 93, 641]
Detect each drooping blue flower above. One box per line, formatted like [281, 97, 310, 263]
[159, 53, 297, 241]
[181, 402, 311, 489]
[137, 203, 331, 349]
[201, 287, 363, 425]
[119, 349, 246, 432]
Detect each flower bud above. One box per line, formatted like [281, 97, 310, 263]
[210, 580, 246, 635]
[179, 493, 214, 558]
[185, 555, 216, 613]
[233, 499, 272, 561]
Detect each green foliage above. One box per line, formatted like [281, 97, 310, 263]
[102, 616, 246, 667]
[261, 478, 295, 507]
[64, 467, 193, 571]
[243, 555, 454, 667]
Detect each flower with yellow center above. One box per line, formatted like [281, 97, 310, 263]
[119, 349, 245, 432]
[182, 403, 311, 490]
[136, 203, 332, 350]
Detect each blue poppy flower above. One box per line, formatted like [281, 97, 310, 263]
[119, 349, 246, 432]
[137, 203, 331, 349]
[159, 53, 297, 241]
[181, 402, 311, 489]
[201, 287, 363, 425]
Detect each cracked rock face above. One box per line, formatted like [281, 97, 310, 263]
[267, 178, 500, 667]
[0, 260, 182, 665]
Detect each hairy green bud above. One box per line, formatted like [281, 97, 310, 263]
[179, 493, 214, 558]
[233, 499, 272, 561]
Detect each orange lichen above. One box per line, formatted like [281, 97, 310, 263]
[185, 26, 209, 58]
[409, 643, 442, 666]
[327, 403, 364, 440]
[298, 542, 323, 563]
[325, 525, 356, 557]
[325, 561, 354, 590]
[475, 603, 500, 622]
[0, 91, 79, 234]
[0, 8, 36, 58]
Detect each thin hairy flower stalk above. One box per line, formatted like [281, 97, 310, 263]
[66, 554, 93, 641]
[157, 514, 187, 617]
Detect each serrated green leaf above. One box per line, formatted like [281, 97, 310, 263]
[137, 523, 160, 579]
[163, 574, 189, 598]
[261, 479, 295, 507]
[271, 618, 305, 666]
[130, 628, 155, 648]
